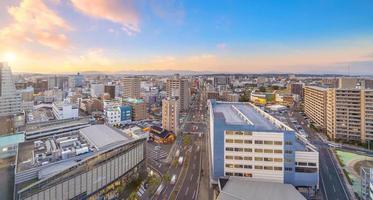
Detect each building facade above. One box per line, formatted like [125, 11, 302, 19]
[52, 101, 79, 120]
[304, 86, 328, 129]
[123, 77, 141, 99]
[162, 97, 180, 134]
[0, 63, 22, 117]
[166, 77, 190, 111]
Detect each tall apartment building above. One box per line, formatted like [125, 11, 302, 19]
[338, 77, 358, 89]
[290, 83, 304, 99]
[304, 86, 328, 129]
[327, 88, 373, 143]
[90, 83, 104, 98]
[0, 63, 21, 117]
[14, 125, 146, 200]
[162, 97, 180, 134]
[123, 77, 140, 98]
[166, 77, 190, 111]
[208, 101, 319, 190]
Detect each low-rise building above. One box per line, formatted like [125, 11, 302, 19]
[52, 101, 79, 120]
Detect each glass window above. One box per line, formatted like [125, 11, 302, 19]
[255, 149, 263, 153]
[244, 157, 252, 160]
[274, 167, 283, 171]
[264, 149, 273, 153]
[255, 140, 263, 144]
[255, 166, 263, 170]
[274, 150, 283, 154]
[255, 157, 263, 161]
[264, 157, 273, 162]
[234, 164, 243, 168]
[235, 139, 244, 144]
[244, 140, 252, 144]
[274, 158, 283, 162]
[264, 141, 273, 145]
[264, 166, 273, 170]
[234, 156, 243, 160]
[244, 148, 252, 152]
[225, 139, 234, 143]
[285, 141, 293, 145]
[244, 165, 252, 169]
[225, 156, 233, 160]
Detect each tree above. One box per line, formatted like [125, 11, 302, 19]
[183, 135, 191, 146]
[163, 172, 171, 183]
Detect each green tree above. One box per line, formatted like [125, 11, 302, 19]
[183, 135, 191, 146]
[163, 172, 171, 183]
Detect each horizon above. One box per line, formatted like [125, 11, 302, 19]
[1, 0, 373, 74]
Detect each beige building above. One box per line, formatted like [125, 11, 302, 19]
[162, 97, 180, 134]
[166, 77, 190, 111]
[123, 77, 141, 98]
[327, 89, 373, 143]
[125, 98, 146, 121]
[338, 77, 358, 89]
[304, 86, 328, 129]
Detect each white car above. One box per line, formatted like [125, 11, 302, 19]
[170, 175, 177, 184]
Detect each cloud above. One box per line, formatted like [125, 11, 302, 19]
[70, 0, 140, 35]
[0, 0, 71, 50]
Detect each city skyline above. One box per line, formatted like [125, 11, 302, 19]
[1, 0, 373, 74]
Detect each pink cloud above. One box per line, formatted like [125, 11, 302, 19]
[0, 0, 71, 49]
[70, 0, 140, 35]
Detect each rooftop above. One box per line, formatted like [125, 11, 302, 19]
[217, 177, 306, 200]
[211, 101, 288, 132]
[124, 98, 144, 104]
[80, 125, 129, 150]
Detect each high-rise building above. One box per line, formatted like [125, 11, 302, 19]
[74, 72, 84, 87]
[123, 77, 140, 98]
[290, 83, 304, 98]
[0, 63, 21, 117]
[338, 77, 358, 89]
[304, 86, 328, 129]
[162, 97, 180, 134]
[90, 83, 104, 98]
[166, 76, 190, 111]
[327, 88, 373, 143]
[104, 85, 116, 99]
[208, 101, 319, 189]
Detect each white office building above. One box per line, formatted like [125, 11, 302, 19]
[52, 101, 79, 120]
[90, 83, 104, 98]
[106, 107, 121, 126]
[209, 100, 319, 190]
[0, 63, 21, 116]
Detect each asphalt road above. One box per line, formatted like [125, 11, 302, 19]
[289, 111, 350, 200]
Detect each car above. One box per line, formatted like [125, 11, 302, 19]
[170, 175, 177, 184]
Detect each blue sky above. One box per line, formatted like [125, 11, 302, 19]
[1, 0, 373, 74]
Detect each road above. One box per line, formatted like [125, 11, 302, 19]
[289, 110, 350, 200]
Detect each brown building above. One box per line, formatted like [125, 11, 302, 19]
[123, 77, 140, 99]
[166, 76, 190, 111]
[304, 86, 328, 129]
[104, 85, 116, 99]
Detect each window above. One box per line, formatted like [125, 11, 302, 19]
[244, 157, 252, 160]
[274, 167, 283, 171]
[264, 149, 273, 153]
[285, 141, 293, 145]
[225, 139, 234, 143]
[264, 166, 273, 170]
[264, 157, 273, 162]
[243, 173, 252, 177]
[225, 147, 234, 151]
[255, 149, 263, 153]
[274, 150, 283, 154]
[285, 167, 293, 171]
[274, 158, 283, 162]
[264, 141, 273, 145]
[234, 156, 243, 160]
[244, 165, 252, 169]
[274, 141, 283, 145]
[234, 173, 243, 176]
[255, 157, 263, 161]
[226, 131, 234, 135]
[235, 131, 244, 135]
[244, 132, 253, 136]
[285, 150, 293, 154]
[234, 148, 244, 152]
[234, 139, 244, 144]
[234, 164, 243, 168]
[295, 167, 317, 173]
[244, 148, 252, 152]
[308, 163, 317, 167]
[244, 140, 252, 144]
[255, 166, 263, 170]
[255, 140, 263, 144]
[225, 172, 233, 176]
[297, 162, 307, 166]
[225, 156, 233, 160]
[225, 164, 234, 168]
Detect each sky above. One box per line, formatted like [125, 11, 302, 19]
[1, 0, 373, 74]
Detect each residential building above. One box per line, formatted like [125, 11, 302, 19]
[104, 85, 116, 99]
[361, 167, 373, 200]
[338, 77, 358, 89]
[125, 98, 146, 121]
[14, 124, 146, 200]
[52, 101, 79, 120]
[106, 107, 121, 125]
[208, 101, 319, 190]
[90, 83, 104, 97]
[290, 83, 304, 99]
[304, 86, 328, 129]
[119, 105, 132, 124]
[162, 97, 180, 134]
[166, 76, 190, 111]
[123, 77, 141, 98]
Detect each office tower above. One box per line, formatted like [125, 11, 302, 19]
[0, 62, 22, 116]
[125, 98, 146, 121]
[123, 77, 140, 98]
[104, 85, 116, 99]
[338, 77, 358, 89]
[208, 100, 318, 190]
[327, 88, 373, 143]
[14, 124, 146, 200]
[290, 83, 304, 98]
[162, 97, 180, 134]
[90, 83, 104, 97]
[74, 72, 84, 87]
[166, 76, 190, 111]
[304, 86, 328, 129]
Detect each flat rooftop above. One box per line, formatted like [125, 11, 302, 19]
[211, 101, 283, 132]
[217, 177, 306, 200]
[80, 125, 129, 150]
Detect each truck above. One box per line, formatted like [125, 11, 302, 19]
[178, 156, 184, 165]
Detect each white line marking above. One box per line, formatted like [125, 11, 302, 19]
[185, 187, 189, 196]
[333, 185, 336, 192]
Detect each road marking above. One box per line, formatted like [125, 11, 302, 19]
[190, 175, 193, 181]
[192, 191, 196, 199]
[185, 187, 189, 196]
[320, 166, 329, 200]
[333, 185, 336, 192]
[326, 149, 349, 199]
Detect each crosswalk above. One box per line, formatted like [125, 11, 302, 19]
[147, 147, 168, 161]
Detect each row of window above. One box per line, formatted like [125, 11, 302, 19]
[225, 147, 288, 154]
[225, 164, 283, 171]
[225, 156, 283, 162]
[225, 172, 252, 177]
[295, 162, 317, 167]
[225, 139, 294, 146]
